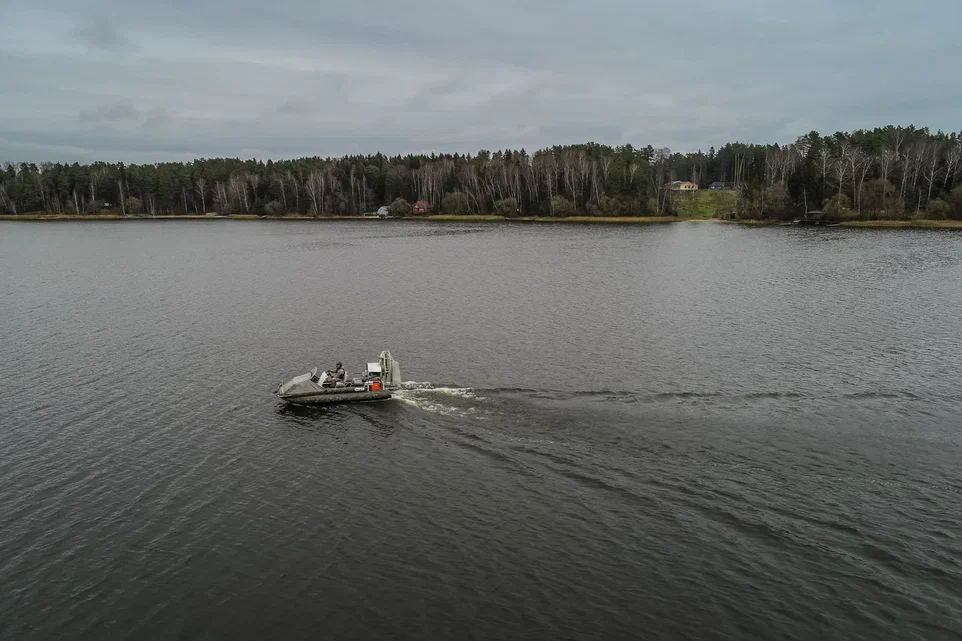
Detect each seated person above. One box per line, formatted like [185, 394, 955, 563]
[323, 362, 347, 387]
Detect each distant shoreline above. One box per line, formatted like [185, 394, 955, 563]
[0, 213, 687, 223]
[2, 214, 960, 229]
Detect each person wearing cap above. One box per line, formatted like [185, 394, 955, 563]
[331, 362, 346, 383]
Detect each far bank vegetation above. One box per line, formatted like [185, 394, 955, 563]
[2, 125, 961, 222]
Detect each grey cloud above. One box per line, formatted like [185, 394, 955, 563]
[142, 106, 171, 130]
[1, 0, 960, 162]
[78, 102, 140, 123]
[276, 99, 316, 115]
[403, 77, 469, 112]
[69, 15, 134, 51]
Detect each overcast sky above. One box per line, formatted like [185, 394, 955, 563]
[1, 0, 960, 163]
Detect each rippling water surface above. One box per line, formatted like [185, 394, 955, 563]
[2, 220, 961, 640]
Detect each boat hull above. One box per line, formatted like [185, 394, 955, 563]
[277, 389, 393, 405]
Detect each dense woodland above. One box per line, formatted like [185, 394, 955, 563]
[2, 125, 962, 220]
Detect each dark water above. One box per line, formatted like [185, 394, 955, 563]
[2, 220, 961, 641]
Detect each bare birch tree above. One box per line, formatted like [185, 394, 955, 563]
[0, 184, 15, 215]
[943, 141, 961, 189]
[195, 178, 207, 214]
[118, 178, 126, 215]
[287, 170, 300, 213]
[650, 148, 671, 215]
[923, 141, 943, 206]
[305, 170, 325, 217]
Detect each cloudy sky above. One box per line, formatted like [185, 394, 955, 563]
[1, 0, 959, 163]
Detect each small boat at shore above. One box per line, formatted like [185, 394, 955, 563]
[275, 351, 402, 405]
[791, 210, 840, 226]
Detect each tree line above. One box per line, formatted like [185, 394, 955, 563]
[2, 125, 961, 220]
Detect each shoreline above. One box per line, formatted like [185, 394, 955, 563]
[0, 213, 688, 224]
[0, 214, 376, 222]
[837, 220, 962, 229]
[428, 215, 685, 224]
[2, 214, 960, 229]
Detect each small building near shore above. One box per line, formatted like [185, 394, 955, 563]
[413, 200, 432, 214]
[669, 181, 698, 191]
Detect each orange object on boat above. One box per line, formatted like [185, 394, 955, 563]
[370, 381, 382, 392]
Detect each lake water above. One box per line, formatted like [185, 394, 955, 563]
[2, 220, 961, 640]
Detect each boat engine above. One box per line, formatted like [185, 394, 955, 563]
[378, 351, 402, 388]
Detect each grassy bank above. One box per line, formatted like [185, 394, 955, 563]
[722, 219, 783, 226]
[4, 213, 960, 229]
[523, 216, 682, 224]
[0, 214, 379, 221]
[2, 213, 704, 224]
[721, 218, 962, 229]
[426, 215, 506, 222]
[0, 214, 262, 221]
[670, 190, 740, 219]
[839, 220, 962, 229]
[426, 215, 686, 224]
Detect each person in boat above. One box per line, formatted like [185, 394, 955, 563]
[322, 362, 346, 387]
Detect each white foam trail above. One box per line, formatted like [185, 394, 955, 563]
[399, 381, 437, 390]
[393, 393, 466, 416]
[399, 381, 428, 390]
[394, 382, 484, 416]
[425, 387, 478, 398]
[399, 382, 479, 396]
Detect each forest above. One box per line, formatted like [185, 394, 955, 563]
[1, 125, 961, 220]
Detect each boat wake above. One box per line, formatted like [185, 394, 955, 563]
[393, 382, 486, 417]
[391, 384, 962, 433]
